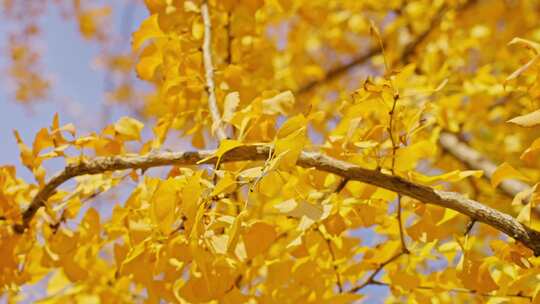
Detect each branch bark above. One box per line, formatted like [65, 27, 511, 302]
[201, 1, 227, 141]
[15, 145, 540, 255]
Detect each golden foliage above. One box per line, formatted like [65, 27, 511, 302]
[2, 0, 540, 303]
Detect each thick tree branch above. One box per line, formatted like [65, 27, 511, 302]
[201, 1, 227, 141]
[15, 145, 540, 255]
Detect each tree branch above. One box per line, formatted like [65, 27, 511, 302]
[296, 1, 459, 95]
[201, 1, 227, 141]
[14, 145, 540, 255]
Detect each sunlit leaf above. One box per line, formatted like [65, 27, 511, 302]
[507, 110, 540, 127]
[491, 162, 529, 188]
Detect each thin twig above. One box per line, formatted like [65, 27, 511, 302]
[14, 145, 540, 256]
[463, 178, 480, 235]
[49, 173, 131, 232]
[398, 3, 449, 64]
[464, 219, 477, 235]
[316, 178, 351, 292]
[319, 229, 344, 292]
[348, 252, 404, 293]
[226, 11, 232, 65]
[334, 178, 349, 194]
[388, 93, 409, 254]
[201, 1, 227, 141]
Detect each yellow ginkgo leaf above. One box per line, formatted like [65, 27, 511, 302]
[132, 14, 163, 50]
[197, 139, 243, 167]
[409, 170, 483, 184]
[261, 91, 295, 115]
[505, 38, 540, 82]
[507, 110, 540, 127]
[517, 202, 532, 225]
[33, 128, 54, 155]
[323, 213, 347, 236]
[182, 171, 202, 233]
[192, 20, 204, 40]
[210, 172, 236, 196]
[388, 268, 420, 290]
[505, 56, 539, 82]
[209, 234, 228, 255]
[47, 270, 71, 295]
[508, 37, 540, 54]
[238, 166, 264, 179]
[242, 221, 277, 259]
[490, 239, 533, 268]
[457, 254, 498, 293]
[136, 44, 163, 80]
[13, 130, 35, 169]
[491, 162, 529, 188]
[151, 178, 179, 234]
[521, 137, 540, 164]
[395, 140, 436, 172]
[227, 211, 247, 254]
[276, 114, 306, 138]
[114, 116, 144, 141]
[274, 115, 307, 169]
[274, 199, 324, 221]
[222, 92, 240, 123]
[436, 209, 461, 226]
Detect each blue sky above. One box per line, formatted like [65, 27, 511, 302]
[0, 1, 147, 179]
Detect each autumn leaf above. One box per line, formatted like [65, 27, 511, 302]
[222, 92, 240, 123]
[132, 14, 163, 50]
[242, 221, 277, 258]
[114, 116, 144, 141]
[521, 137, 540, 164]
[261, 91, 295, 115]
[197, 139, 243, 168]
[6, 1, 540, 303]
[457, 254, 498, 293]
[273, 114, 307, 170]
[151, 178, 179, 234]
[409, 170, 483, 184]
[507, 110, 540, 127]
[491, 162, 529, 188]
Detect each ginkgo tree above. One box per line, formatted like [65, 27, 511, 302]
[2, 0, 540, 303]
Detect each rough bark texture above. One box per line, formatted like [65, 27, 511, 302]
[15, 145, 540, 255]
